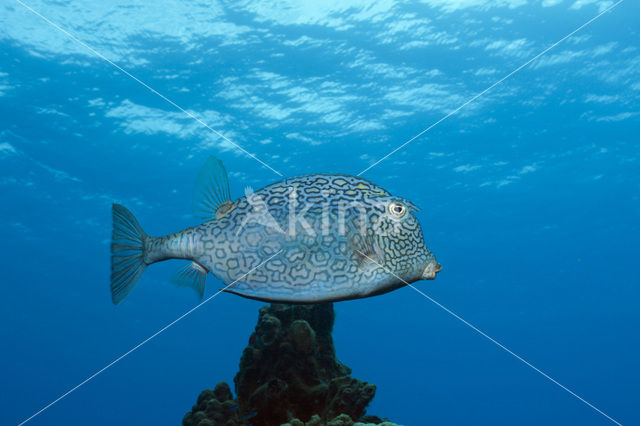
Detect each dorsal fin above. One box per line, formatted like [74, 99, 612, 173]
[193, 156, 231, 220]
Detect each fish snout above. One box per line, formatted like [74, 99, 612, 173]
[422, 260, 442, 280]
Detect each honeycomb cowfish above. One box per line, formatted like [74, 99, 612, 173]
[110, 156, 441, 304]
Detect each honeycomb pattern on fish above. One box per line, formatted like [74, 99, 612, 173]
[189, 174, 434, 302]
[110, 161, 440, 305]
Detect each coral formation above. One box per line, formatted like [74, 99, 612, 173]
[183, 303, 399, 426]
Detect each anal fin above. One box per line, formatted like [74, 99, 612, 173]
[171, 262, 208, 299]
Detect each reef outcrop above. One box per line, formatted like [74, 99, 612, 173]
[183, 303, 399, 426]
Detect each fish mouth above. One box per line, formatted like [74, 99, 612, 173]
[421, 261, 442, 280]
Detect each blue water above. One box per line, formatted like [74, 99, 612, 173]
[1, 1, 639, 425]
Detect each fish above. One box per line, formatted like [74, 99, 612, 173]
[110, 156, 441, 304]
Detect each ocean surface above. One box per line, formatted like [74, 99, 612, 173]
[1, 1, 639, 425]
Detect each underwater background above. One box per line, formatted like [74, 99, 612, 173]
[1, 1, 639, 425]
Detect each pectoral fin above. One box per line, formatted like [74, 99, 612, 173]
[349, 234, 383, 271]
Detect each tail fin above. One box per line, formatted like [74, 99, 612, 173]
[110, 204, 148, 304]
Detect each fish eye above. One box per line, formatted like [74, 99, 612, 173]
[388, 202, 406, 218]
